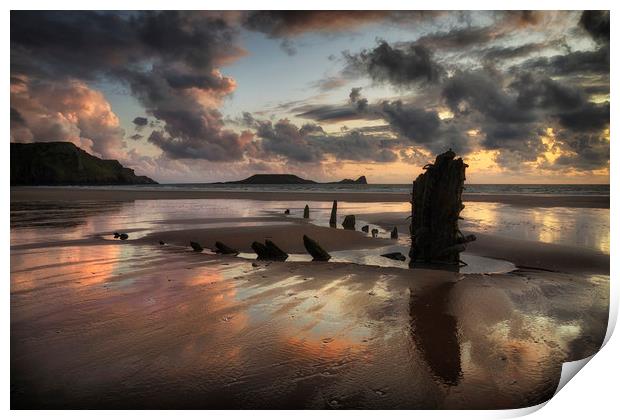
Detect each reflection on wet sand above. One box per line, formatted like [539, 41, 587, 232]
[410, 282, 462, 386]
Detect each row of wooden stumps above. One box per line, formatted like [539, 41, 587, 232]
[189, 235, 331, 261]
[287, 200, 399, 239]
[409, 149, 475, 270]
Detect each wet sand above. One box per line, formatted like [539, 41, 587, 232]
[10, 191, 610, 409]
[11, 186, 610, 208]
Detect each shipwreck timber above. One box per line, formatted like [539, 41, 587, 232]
[409, 149, 475, 269]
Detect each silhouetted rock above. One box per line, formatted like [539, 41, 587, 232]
[381, 252, 406, 261]
[342, 215, 356, 230]
[361, 225, 369, 233]
[113, 232, 120, 238]
[213, 241, 239, 255]
[391, 227, 398, 239]
[303, 235, 331, 261]
[284, 209, 290, 215]
[119, 233, 128, 240]
[329, 200, 338, 227]
[303, 204, 310, 219]
[159, 240, 165, 245]
[371, 229, 379, 238]
[11, 142, 157, 185]
[190, 241, 203, 252]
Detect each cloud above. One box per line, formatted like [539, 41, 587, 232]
[11, 11, 248, 162]
[310, 76, 348, 92]
[249, 116, 399, 164]
[579, 10, 610, 43]
[132, 116, 148, 131]
[10, 77, 125, 158]
[242, 11, 394, 38]
[414, 26, 501, 50]
[344, 41, 443, 86]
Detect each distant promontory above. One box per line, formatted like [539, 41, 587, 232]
[11, 142, 157, 186]
[224, 174, 367, 185]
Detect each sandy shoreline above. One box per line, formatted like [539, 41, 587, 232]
[10, 187, 610, 208]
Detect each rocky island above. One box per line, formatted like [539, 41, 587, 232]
[224, 174, 367, 184]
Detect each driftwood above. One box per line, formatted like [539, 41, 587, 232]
[361, 225, 369, 233]
[213, 241, 239, 255]
[391, 227, 398, 239]
[303, 235, 331, 261]
[303, 205, 310, 219]
[342, 215, 356, 230]
[409, 150, 475, 268]
[190, 241, 203, 252]
[329, 200, 337, 227]
[251, 240, 289, 261]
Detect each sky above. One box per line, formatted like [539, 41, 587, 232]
[10, 10, 610, 183]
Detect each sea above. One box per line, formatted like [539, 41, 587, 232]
[52, 183, 610, 196]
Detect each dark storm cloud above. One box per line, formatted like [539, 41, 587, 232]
[381, 101, 440, 143]
[11, 11, 248, 161]
[517, 46, 609, 77]
[132, 117, 148, 127]
[556, 103, 610, 133]
[255, 119, 325, 163]
[249, 116, 399, 164]
[579, 10, 610, 43]
[442, 71, 535, 124]
[344, 41, 443, 86]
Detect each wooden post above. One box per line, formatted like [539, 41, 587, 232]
[409, 150, 474, 268]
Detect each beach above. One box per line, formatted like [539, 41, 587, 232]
[10, 187, 610, 409]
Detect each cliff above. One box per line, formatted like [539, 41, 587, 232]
[11, 142, 157, 185]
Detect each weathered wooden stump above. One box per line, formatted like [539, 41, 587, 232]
[213, 241, 239, 255]
[329, 200, 337, 227]
[303, 235, 331, 261]
[190, 241, 203, 252]
[409, 149, 475, 268]
[391, 227, 398, 239]
[251, 240, 289, 261]
[342, 215, 356, 230]
[303, 204, 310, 219]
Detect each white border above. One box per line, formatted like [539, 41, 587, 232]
[3, 1, 617, 419]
